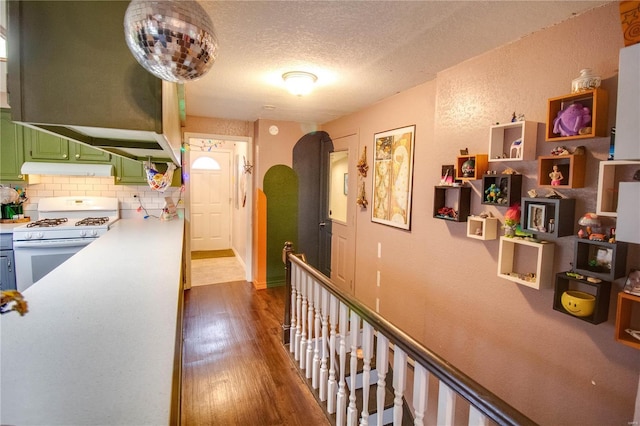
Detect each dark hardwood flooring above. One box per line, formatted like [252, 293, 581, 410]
[181, 281, 330, 426]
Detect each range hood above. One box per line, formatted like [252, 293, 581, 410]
[7, 1, 182, 166]
[21, 162, 114, 177]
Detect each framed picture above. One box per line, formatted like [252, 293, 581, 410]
[441, 164, 454, 185]
[344, 173, 348, 195]
[527, 204, 546, 231]
[372, 125, 416, 230]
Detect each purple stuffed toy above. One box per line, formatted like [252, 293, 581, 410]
[553, 103, 591, 136]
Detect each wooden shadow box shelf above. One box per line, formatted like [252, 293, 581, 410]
[467, 216, 498, 240]
[521, 197, 576, 239]
[497, 237, 555, 289]
[545, 88, 608, 142]
[481, 174, 522, 207]
[537, 155, 586, 188]
[488, 121, 538, 162]
[573, 238, 628, 282]
[553, 272, 611, 325]
[433, 186, 471, 222]
[596, 160, 640, 217]
[456, 154, 488, 180]
[615, 292, 640, 350]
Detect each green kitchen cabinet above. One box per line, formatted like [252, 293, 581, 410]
[0, 109, 26, 182]
[114, 156, 148, 185]
[24, 128, 111, 163]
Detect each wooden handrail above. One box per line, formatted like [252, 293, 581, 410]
[283, 243, 536, 426]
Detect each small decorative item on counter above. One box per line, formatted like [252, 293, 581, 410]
[552, 103, 592, 137]
[1, 290, 28, 316]
[161, 196, 178, 221]
[571, 68, 601, 93]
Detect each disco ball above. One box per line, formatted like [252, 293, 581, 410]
[124, 0, 218, 83]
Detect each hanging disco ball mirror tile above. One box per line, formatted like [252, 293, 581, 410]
[124, 0, 218, 83]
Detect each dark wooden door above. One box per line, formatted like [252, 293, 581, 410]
[293, 131, 333, 276]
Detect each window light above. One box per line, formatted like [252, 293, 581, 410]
[191, 156, 221, 170]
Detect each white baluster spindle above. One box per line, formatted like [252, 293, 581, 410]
[299, 273, 308, 369]
[336, 302, 349, 426]
[320, 287, 330, 401]
[312, 280, 322, 389]
[376, 334, 389, 426]
[413, 363, 428, 426]
[437, 382, 456, 426]
[392, 347, 407, 426]
[328, 295, 339, 414]
[347, 311, 360, 426]
[360, 321, 374, 426]
[306, 277, 314, 377]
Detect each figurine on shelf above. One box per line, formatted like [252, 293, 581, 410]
[578, 212, 601, 237]
[549, 165, 564, 186]
[485, 183, 501, 203]
[503, 203, 521, 237]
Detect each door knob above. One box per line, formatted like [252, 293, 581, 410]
[319, 222, 326, 227]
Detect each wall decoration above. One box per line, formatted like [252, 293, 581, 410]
[372, 125, 415, 230]
[527, 204, 547, 232]
[440, 165, 454, 185]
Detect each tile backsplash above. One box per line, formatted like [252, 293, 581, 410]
[17, 176, 183, 219]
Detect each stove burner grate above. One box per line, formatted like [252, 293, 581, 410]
[27, 218, 68, 228]
[75, 217, 110, 226]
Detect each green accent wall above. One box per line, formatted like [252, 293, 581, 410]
[263, 165, 298, 288]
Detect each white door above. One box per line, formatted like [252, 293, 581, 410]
[190, 150, 232, 251]
[330, 133, 357, 294]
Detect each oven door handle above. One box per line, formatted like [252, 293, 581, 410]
[13, 239, 96, 249]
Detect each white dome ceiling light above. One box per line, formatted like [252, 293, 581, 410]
[282, 71, 318, 96]
[124, 0, 218, 83]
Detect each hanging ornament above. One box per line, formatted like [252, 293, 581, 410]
[356, 181, 368, 208]
[357, 146, 369, 177]
[124, 0, 218, 83]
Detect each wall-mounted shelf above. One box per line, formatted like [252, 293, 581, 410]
[433, 186, 471, 222]
[467, 216, 498, 240]
[573, 239, 628, 282]
[596, 160, 640, 217]
[455, 154, 488, 180]
[521, 197, 576, 239]
[497, 237, 555, 289]
[615, 291, 640, 350]
[488, 121, 538, 162]
[616, 182, 640, 244]
[553, 272, 611, 325]
[545, 88, 608, 142]
[481, 174, 522, 206]
[537, 154, 586, 188]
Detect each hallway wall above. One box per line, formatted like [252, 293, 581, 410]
[322, 3, 639, 424]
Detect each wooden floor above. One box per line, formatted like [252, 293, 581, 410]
[181, 281, 330, 425]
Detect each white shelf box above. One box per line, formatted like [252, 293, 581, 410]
[596, 160, 640, 217]
[467, 216, 498, 240]
[497, 237, 555, 290]
[488, 121, 538, 162]
[616, 182, 640, 244]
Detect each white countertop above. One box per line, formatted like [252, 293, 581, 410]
[1, 218, 184, 425]
[0, 222, 26, 234]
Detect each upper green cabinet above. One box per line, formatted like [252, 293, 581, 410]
[0, 109, 26, 182]
[24, 128, 111, 163]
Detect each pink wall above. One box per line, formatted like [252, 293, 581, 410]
[322, 3, 639, 424]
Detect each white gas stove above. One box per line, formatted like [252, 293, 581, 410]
[13, 196, 119, 291]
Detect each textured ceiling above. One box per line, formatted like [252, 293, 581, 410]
[186, 1, 610, 125]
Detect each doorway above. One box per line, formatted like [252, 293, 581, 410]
[183, 133, 253, 289]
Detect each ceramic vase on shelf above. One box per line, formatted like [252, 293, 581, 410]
[571, 68, 601, 93]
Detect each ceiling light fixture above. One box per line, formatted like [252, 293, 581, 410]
[282, 71, 318, 96]
[123, 0, 218, 83]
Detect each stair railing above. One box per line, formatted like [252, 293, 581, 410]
[282, 242, 537, 426]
